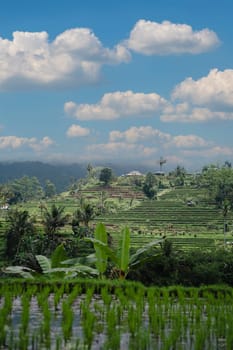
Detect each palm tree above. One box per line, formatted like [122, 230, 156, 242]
[159, 156, 167, 172]
[5, 209, 35, 261]
[42, 204, 69, 240]
[73, 202, 95, 228]
[86, 163, 93, 178]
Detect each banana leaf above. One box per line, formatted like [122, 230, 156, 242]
[118, 226, 130, 274]
[86, 237, 118, 265]
[129, 238, 164, 267]
[94, 223, 108, 276]
[35, 255, 51, 273]
[62, 253, 96, 266]
[51, 244, 68, 268]
[3, 266, 35, 279]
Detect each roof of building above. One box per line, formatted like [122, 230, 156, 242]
[125, 170, 143, 176]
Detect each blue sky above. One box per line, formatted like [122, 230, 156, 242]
[0, 0, 233, 171]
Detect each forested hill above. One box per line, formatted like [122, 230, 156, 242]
[0, 161, 87, 192]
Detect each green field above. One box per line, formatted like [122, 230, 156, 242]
[0, 281, 233, 350]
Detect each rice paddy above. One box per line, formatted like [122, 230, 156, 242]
[0, 281, 232, 349]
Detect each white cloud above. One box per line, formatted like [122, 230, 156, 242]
[64, 90, 168, 120]
[109, 126, 171, 143]
[172, 135, 209, 148]
[86, 142, 158, 161]
[162, 68, 233, 122]
[0, 135, 53, 151]
[109, 126, 209, 149]
[40, 136, 54, 147]
[161, 105, 233, 122]
[30, 136, 54, 151]
[82, 126, 214, 165]
[0, 21, 220, 90]
[172, 69, 233, 109]
[36, 125, 228, 168]
[182, 146, 233, 157]
[126, 20, 220, 55]
[0, 136, 34, 149]
[66, 124, 90, 137]
[0, 28, 130, 90]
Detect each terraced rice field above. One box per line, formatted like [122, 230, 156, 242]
[95, 187, 233, 250]
[95, 200, 227, 231]
[76, 185, 145, 200]
[2, 186, 233, 252]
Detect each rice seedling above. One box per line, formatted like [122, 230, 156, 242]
[53, 284, 65, 311]
[104, 305, 121, 350]
[1, 281, 233, 349]
[0, 291, 13, 348]
[80, 300, 96, 349]
[18, 293, 30, 350]
[62, 299, 74, 344]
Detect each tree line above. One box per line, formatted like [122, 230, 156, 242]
[0, 176, 57, 205]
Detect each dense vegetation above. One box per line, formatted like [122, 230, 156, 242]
[1, 162, 233, 348]
[0, 162, 233, 283]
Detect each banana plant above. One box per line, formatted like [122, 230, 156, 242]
[87, 223, 164, 280]
[2, 244, 98, 279]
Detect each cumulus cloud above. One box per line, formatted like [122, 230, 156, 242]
[58, 122, 229, 167]
[0, 28, 130, 90]
[64, 90, 168, 120]
[182, 146, 233, 157]
[109, 126, 209, 149]
[160, 69, 233, 122]
[172, 135, 209, 148]
[109, 126, 171, 143]
[0, 20, 219, 90]
[81, 126, 215, 166]
[66, 124, 90, 137]
[0, 135, 53, 151]
[161, 105, 233, 122]
[30, 136, 54, 151]
[0, 136, 34, 149]
[126, 19, 220, 55]
[0, 21, 220, 90]
[172, 69, 233, 108]
[86, 142, 158, 161]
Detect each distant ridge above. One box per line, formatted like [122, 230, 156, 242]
[0, 161, 86, 192]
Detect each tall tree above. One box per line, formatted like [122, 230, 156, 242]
[99, 168, 113, 186]
[169, 166, 186, 187]
[9, 176, 44, 201]
[86, 163, 93, 178]
[200, 166, 233, 208]
[44, 180, 56, 198]
[142, 172, 157, 199]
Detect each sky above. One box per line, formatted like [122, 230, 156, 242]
[0, 0, 233, 171]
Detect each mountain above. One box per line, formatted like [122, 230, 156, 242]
[0, 161, 87, 192]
